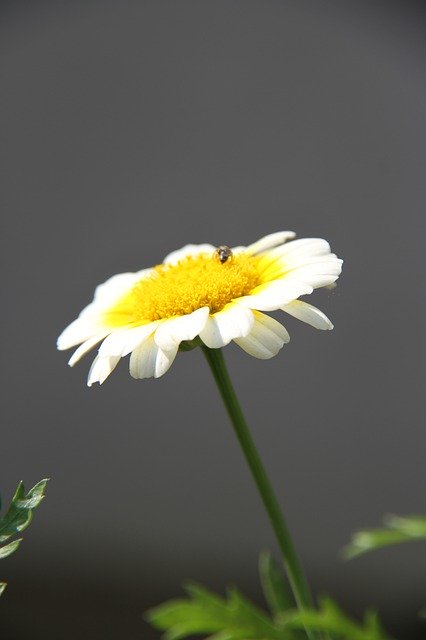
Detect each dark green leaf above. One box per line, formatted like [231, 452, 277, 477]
[0, 479, 48, 544]
[0, 479, 48, 596]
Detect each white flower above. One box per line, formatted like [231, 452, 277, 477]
[57, 231, 342, 384]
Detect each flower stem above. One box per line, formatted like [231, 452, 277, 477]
[202, 346, 314, 614]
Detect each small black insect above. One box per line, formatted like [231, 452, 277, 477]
[216, 245, 233, 263]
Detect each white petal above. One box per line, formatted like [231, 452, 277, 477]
[58, 270, 154, 351]
[234, 312, 290, 359]
[154, 307, 209, 351]
[280, 259, 343, 289]
[57, 315, 106, 350]
[68, 331, 111, 366]
[282, 300, 333, 330]
[228, 245, 245, 254]
[245, 231, 296, 255]
[81, 269, 153, 319]
[237, 281, 314, 310]
[260, 244, 343, 291]
[199, 303, 254, 348]
[270, 238, 331, 260]
[87, 355, 120, 386]
[98, 322, 159, 357]
[163, 244, 215, 265]
[129, 336, 178, 379]
[279, 252, 341, 271]
[93, 270, 151, 305]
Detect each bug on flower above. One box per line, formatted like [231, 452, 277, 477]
[216, 246, 233, 263]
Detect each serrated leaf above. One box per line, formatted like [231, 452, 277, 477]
[281, 596, 392, 640]
[259, 551, 295, 618]
[0, 479, 48, 544]
[342, 514, 426, 559]
[0, 479, 48, 596]
[226, 585, 284, 638]
[146, 581, 296, 640]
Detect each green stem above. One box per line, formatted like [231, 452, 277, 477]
[202, 346, 314, 614]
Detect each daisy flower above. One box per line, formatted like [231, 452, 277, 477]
[57, 231, 342, 385]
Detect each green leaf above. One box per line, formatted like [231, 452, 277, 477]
[259, 551, 295, 618]
[342, 514, 426, 559]
[147, 582, 395, 640]
[0, 479, 48, 596]
[386, 515, 426, 537]
[0, 479, 48, 544]
[0, 539, 22, 560]
[146, 581, 296, 640]
[147, 579, 396, 640]
[281, 597, 393, 640]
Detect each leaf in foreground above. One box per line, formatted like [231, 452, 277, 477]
[147, 579, 392, 640]
[282, 597, 393, 640]
[0, 479, 48, 596]
[146, 581, 296, 640]
[342, 515, 426, 559]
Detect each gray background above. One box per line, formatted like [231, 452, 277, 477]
[1, 0, 425, 638]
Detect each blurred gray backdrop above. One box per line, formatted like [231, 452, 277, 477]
[1, 0, 425, 638]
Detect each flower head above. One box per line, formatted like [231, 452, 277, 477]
[57, 231, 342, 384]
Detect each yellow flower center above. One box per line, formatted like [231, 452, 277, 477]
[106, 251, 263, 324]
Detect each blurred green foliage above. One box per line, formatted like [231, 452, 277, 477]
[147, 551, 392, 640]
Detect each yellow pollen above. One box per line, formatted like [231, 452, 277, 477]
[107, 252, 263, 324]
